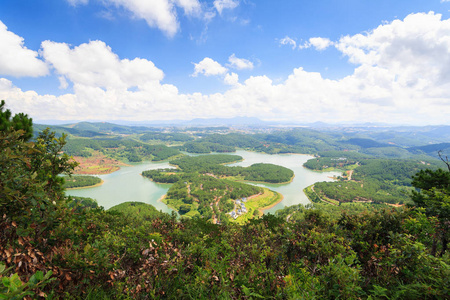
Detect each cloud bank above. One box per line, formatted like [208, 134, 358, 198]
[1, 12, 450, 124]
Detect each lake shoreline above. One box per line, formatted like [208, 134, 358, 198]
[241, 174, 295, 185]
[66, 179, 105, 190]
[259, 190, 284, 212]
[67, 150, 339, 212]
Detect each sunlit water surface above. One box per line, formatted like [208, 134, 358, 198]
[66, 150, 340, 213]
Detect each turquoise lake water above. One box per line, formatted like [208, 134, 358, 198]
[66, 150, 340, 213]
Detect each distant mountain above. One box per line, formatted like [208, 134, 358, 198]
[33, 124, 107, 138]
[99, 117, 270, 127]
[35, 120, 450, 144]
[33, 122, 160, 137]
[342, 138, 396, 149]
[306, 121, 331, 128]
[421, 126, 450, 139]
[68, 122, 156, 134]
[184, 117, 268, 126]
[407, 143, 450, 154]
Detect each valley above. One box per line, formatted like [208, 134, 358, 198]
[59, 121, 448, 222]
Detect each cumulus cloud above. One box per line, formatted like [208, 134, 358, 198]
[214, 0, 239, 15]
[0, 21, 48, 77]
[336, 12, 450, 87]
[308, 37, 333, 50]
[192, 57, 228, 77]
[41, 40, 164, 89]
[227, 54, 253, 70]
[106, 0, 179, 37]
[25, 40, 189, 120]
[279, 36, 297, 49]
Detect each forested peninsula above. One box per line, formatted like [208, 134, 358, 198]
[142, 154, 293, 221]
[1, 101, 449, 299]
[63, 175, 103, 189]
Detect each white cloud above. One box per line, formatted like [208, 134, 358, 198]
[279, 36, 296, 49]
[193, 13, 450, 124]
[335, 12, 450, 87]
[214, 0, 239, 15]
[227, 54, 253, 70]
[0, 21, 48, 77]
[41, 40, 164, 89]
[308, 37, 333, 51]
[224, 72, 239, 85]
[192, 57, 228, 77]
[298, 37, 333, 50]
[107, 0, 179, 37]
[68, 0, 202, 37]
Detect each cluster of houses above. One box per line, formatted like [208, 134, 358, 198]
[322, 157, 347, 169]
[331, 157, 347, 161]
[229, 197, 248, 219]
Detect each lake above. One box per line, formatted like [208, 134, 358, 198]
[66, 150, 340, 213]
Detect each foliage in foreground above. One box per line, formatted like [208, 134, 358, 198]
[2, 198, 449, 299]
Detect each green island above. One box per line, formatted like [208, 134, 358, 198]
[63, 175, 103, 189]
[142, 154, 293, 222]
[302, 151, 443, 205]
[1, 103, 450, 299]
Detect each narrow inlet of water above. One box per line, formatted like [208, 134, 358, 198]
[66, 150, 340, 212]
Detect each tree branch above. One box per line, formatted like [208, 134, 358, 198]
[438, 150, 450, 172]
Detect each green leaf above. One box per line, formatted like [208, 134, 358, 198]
[34, 271, 43, 281]
[2, 277, 10, 288]
[9, 274, 23, 291]
[42, 270, 53, 281]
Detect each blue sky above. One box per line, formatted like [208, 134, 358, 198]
[1, 0, 450, 124]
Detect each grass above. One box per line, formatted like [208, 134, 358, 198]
[304, 185, 339, 205]
[65, 179, 104, 190]
[304, 185, 321, 203]
[233, 188, 282, 225]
